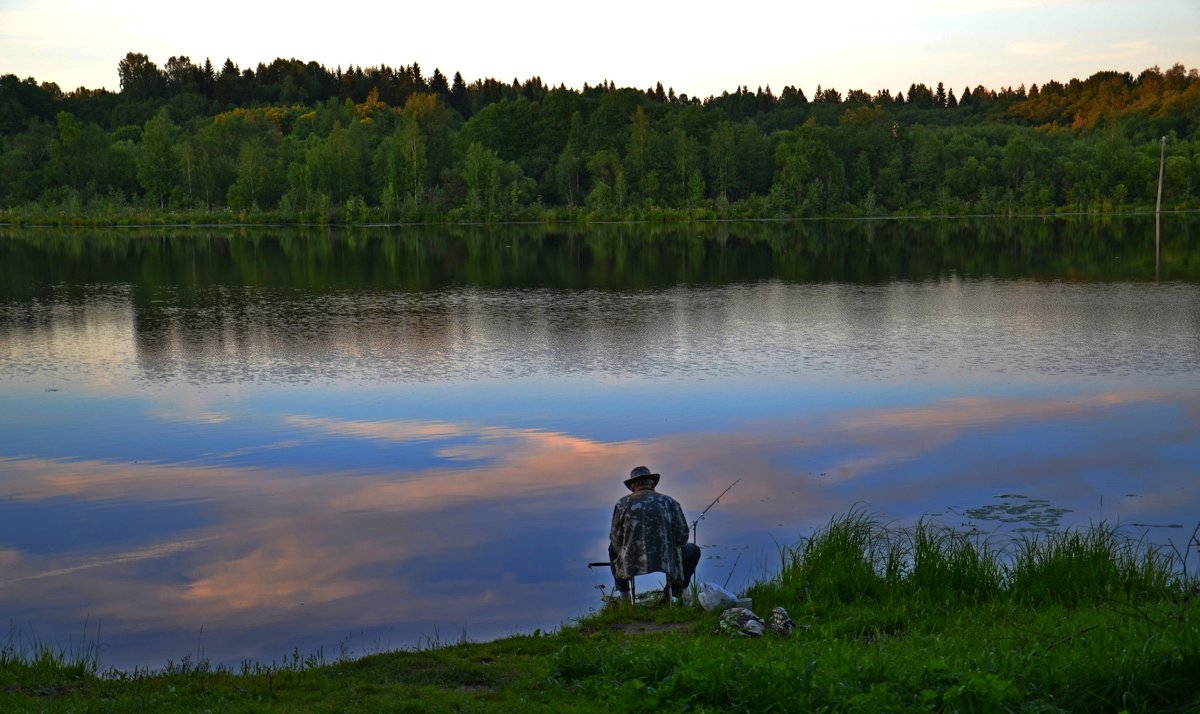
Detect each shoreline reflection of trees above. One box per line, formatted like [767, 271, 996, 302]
[2, 218, 1198, 382]
[1, 217, 1196, 298]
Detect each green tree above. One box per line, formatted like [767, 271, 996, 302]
[227, 141, 271, 209]
[464, 141, 502, 214]
[184, 128, 229, 209]
[555, 111, 586, 207]
[0, 117, 52, 202]
[49, 112, 112, 195]
[908, 127, 947, 201]
[1002, 132, 1036, 190]
[164, 56, 201, 94]
[1163, 154, 1191, 203]
[732, 120, 774, 199]
[404, 93, 456, 181]
[378, 115, 427, 210]
[625, 105, 652, 197]
[672, 128, 701, 207]
[117, 52, 166, 101]
[214, 59, 242, 104]
[775, 121, 845, 213]
[850, 151, 872, 203]
[308, 123, 364, 204]
[137, 109, 178, 207]
[709, 120, 736, 201]
[586, 148, 624, 209]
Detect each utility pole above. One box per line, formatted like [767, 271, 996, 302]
[1156, 136, 1166, 214]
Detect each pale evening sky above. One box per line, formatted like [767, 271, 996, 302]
[1, 0, 1197, 99]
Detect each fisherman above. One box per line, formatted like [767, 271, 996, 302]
[609, 465, 702, 603]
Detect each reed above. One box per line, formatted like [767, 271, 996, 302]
[1, 623, 101, 682]
[907, 519, 1004, 604]
[772, 507, 894, 605]
[1006, 523, 1179, 605]
[754, 512, 1186, 612]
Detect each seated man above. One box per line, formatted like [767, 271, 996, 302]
[609, 465, 702, 602]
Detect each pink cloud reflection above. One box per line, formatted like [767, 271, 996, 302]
[0, 386, 1195, 668]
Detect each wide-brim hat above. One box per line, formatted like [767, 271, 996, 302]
[624, 465, 661, 491]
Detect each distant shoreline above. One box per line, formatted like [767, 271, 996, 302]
[2, 205, 1196, 231]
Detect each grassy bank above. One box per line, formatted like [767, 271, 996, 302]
[4, 513, 1199, 712]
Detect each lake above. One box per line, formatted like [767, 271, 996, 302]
[1, 217, 1198, 670]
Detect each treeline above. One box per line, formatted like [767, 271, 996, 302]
[1, 53, 1198, 222]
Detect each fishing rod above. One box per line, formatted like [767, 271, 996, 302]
[586, 477, 742, 569]
[691, 478, 740, 543]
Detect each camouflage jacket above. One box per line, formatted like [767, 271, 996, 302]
[609, 489, 690, 580]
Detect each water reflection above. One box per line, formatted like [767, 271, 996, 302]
[2, 383, 1197, 669]
[2, 215, 1199, 300]
[1, 218, 1199, 670]
[5, 281, 1198, 387]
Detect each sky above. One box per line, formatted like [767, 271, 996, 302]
[1, 0, 1198, 98]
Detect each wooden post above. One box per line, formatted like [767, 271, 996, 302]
[1156, 136, 1166, 214]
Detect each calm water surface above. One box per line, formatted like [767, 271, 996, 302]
[1, 218, 1198, 669]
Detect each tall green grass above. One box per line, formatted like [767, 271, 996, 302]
[1, 622, 102, 684]
[1007, 525, 1178, 605]
[549, 513, 1200, 712]
[754, 510, 1189, 612]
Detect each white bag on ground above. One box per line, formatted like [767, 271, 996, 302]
[698, 582, 738, 612]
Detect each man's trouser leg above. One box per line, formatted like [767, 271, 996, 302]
[608, 545, 632, 598]
[669, 543, 703, 596]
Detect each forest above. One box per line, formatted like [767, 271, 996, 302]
[1, 52, 1198, 223]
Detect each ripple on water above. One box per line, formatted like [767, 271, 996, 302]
[2, 280, 1199, 386]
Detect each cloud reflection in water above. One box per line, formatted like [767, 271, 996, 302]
[1, 386, 1197, 668]
[3, 231, 1200, 668]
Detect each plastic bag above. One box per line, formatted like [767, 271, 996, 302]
[698, 581, 738, 612]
